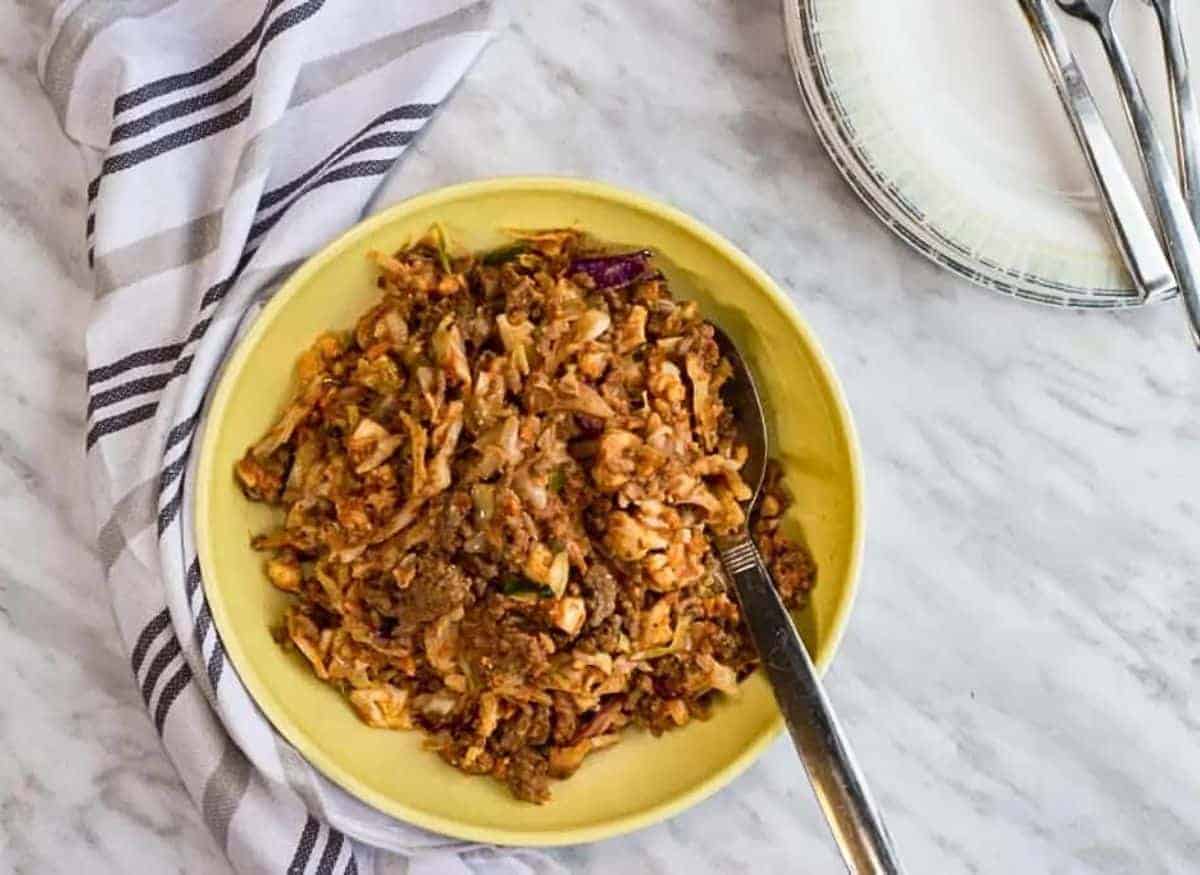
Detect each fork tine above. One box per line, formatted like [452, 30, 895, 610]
[1020, 0, 1175, 300]
[1055, 0, 1200, 344]
[1142, 0, 1200, 227]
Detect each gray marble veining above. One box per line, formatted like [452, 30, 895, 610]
[2, 0, 1198, 873]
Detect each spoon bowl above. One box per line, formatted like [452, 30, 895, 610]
[711, 325, 767, 505]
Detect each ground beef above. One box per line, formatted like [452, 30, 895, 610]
[551, 693, 578, 744]
[460, 599, 551, 687]
[576, 615, 621, 653]
[654, 655, 688, 699]
[689, 620, 744, 664]
[437, 738, 495, 776]
[242, 229, 818, 803]
[756, 534, 816, 607]
[392, 557, 469, 635]
[582, 561, 618, 628]
[504, 748, 550, 804]
[491, 704, 551, 755]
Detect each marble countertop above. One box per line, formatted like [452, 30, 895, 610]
[3, 1, 1198, 873]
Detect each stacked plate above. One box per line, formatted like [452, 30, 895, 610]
[783, 0, 1195, 308]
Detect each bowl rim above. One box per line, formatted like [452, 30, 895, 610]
[195, 175, 865, 847]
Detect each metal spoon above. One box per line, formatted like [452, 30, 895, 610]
[712, 326, 905, 875]
[1056, 0, 1200, 345]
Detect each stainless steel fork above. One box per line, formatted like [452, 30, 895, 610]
[1056, 0, 1200, 345]
[1142, 0, 1200, 226]
[1019, 0, 1175, 302]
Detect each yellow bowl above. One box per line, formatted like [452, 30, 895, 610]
[196, 177, 863, 846]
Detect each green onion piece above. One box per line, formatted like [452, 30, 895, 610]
[481, 243, 527, 266]
[500, 576, 552, 598]
[432, 223, 453, 274]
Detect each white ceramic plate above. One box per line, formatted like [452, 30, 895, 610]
[783, 0, 1199, 308]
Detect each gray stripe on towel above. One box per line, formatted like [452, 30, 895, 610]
[201, 736, 253, 851]
[96, 475, 158, 572]
[95, 211, 224, 298]
[289, 0, 492, 108]
[42, 0, 181, 125]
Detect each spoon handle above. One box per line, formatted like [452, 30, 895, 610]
[719, 537, 905, 875]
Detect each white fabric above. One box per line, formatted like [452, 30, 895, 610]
[38, 1, 565, 872]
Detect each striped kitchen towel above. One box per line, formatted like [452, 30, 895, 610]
[39, 2, 564, 873]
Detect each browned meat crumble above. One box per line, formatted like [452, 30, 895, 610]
[236, 229, 815, 802]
